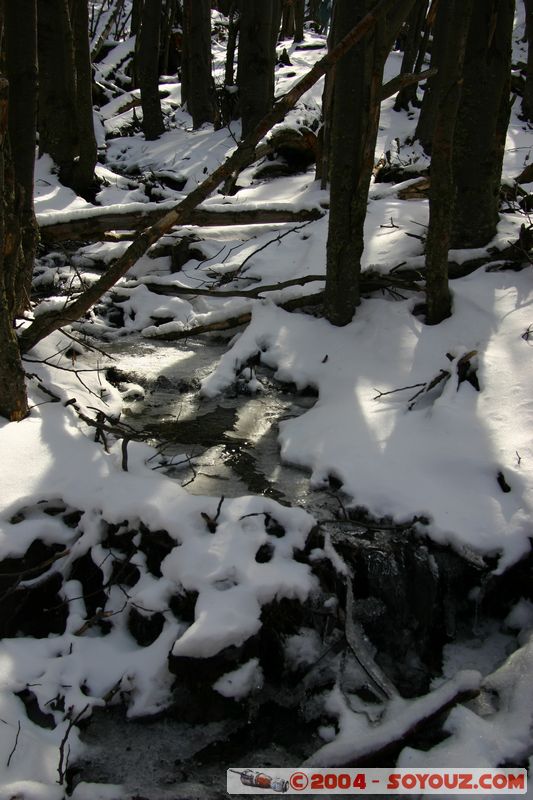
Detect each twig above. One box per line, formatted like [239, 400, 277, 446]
[57, 704, 90, 784]
[373, 382, 425, 400]
[6, 721, 21, 768]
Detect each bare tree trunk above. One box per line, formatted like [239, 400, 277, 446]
[522, 0, 533, 120]
[393, 0, 427, 111]
[425, 0, 473, 325]
[0, 76, 29, 422]
[137, 0, 165, 139]
[294, 0, 305, 42]
[70, 0, 98, 196]
[131, 0, 144, 36]
[280, 0, 295, 39]
[181, 0, 215, 128]
[414, 0, 447, 153]
[4, 0, 38, 315]
[37, 0, 79, 186]
[237, 0, 279, 139]
[159, 0, 177, 75]
[451, 0, 514, 248]
[325, 0, 415, 326]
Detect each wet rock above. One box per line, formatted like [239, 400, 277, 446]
[0, 572, 67, 638]
[68, 552, 107, 618]
[128, 607, 166, 647]
[139, 525, 176, 577]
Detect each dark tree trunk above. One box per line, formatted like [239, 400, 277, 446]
[131, 0, 144, 36]
[70, 0, 98, 195]
[325, 0, 415, 326]
[237, 0, 279, 139]
[522, 0, 533, 120]
[4, 0, 38, 315]
[280, 0, 296, 39]
[137, 0, 165, 139]
[425, 0, 473, 325]
[0, 76, 29, 422]
[224, 3, 239, 86]
[414, 0, 448, 153]
[451, 0, 514, 249]
[159, 0, 177, 75]
[294, 0, 305, 42]
[37, 0, 78, 185]
[181, 0, 215, 128]
[393, 0, 427, 111]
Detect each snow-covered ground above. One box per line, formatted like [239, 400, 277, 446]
[2, 6, 533, 798]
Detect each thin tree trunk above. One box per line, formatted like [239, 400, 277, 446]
[0, 76, 29, 422]
[137, 0, 165, 139]
[159, 0, 177, 75]
[280, 0, 295, 39]
[4, 0, 38, 315]
[393, 0, 427, 111]
[181, 0, 214, 128]
[70, 0, 98, 196]
[522, 0, 533, 120]
[425, 0, 473, 325]
[19, 0, 412, 354]
[451, 0, 514, 249]
[414, 0, 447, 153]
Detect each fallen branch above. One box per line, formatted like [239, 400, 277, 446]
[39, 206, 325, 244]
[344, 579, 399, 701]
[380, 67, 437, 101]
[121, 273, 326, 299]
[19, 0, 413, 355]
[306, 671, 481, 767]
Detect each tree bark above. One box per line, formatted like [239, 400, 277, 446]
[0, 76, 29, 422]
[294, 0, 305, 42]
[393, 0, 427, 111]
[19, 0, 412, 354]
[324, 0, 416, 326]
[414, 0, 447, 153]
[523, 0, 533, 120]
[237, 0, 279, 139]
[131, 0, 144, 36]
[181, 0, 215, 129]
[4, 0, 38, 315]
[70, 0, 98, 195]
[137, 0, 165, 139]
[37, 0, 78, 186]
[451, 0, 514, 249]
[425, 0, 473, 325]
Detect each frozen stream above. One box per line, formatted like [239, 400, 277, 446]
[75, 335, 340, 798]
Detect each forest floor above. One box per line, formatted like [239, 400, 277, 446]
[0, 7, 533, 800]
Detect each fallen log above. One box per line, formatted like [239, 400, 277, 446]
[39, 206, 325, 244]
[145, 291, 325, 341]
